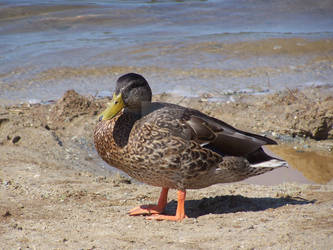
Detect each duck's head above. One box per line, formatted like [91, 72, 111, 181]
[99, 73, 152, 121]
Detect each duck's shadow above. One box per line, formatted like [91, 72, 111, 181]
[165, 195, 315, 218]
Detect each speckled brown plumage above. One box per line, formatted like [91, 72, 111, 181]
[94, 96, 281, 189]
[93, 73, 286, 221]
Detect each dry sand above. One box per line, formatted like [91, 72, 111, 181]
[1, 86, 333, 249]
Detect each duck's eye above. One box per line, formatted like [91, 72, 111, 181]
[114, 101, 118, 104]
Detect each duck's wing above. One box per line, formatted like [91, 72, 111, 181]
[140, 102, 277, 164]
[184, 109, 277, 164]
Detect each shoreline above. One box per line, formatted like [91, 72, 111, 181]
[1, 36, 333, 106]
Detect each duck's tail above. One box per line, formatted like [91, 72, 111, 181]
[213, 157, 287, 184]
[248, 159, 288, 177]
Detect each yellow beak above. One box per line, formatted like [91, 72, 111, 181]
[99, 93, 124, 121]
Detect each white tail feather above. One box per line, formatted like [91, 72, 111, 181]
[251, 159, 288, 168]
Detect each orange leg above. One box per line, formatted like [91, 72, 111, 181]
[128, 187, 169, 216]
[147, 190, 188, 221]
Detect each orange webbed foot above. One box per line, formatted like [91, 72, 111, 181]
[146, 189, 187, 222]
[129, 188, 187, 222]
[146, 213, 188, 221]
[128, 204, 164, 216]
[129, 187, 169, 216]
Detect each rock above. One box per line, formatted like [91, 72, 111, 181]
[310, 117, 333, 140]
[12, 135, 21, 144]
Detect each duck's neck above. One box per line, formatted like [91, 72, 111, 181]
[112, 109, 142, 148]
[124, 107, 142, 117]
[125, 101, 152, 117]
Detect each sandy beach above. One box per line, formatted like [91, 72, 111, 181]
[1, 0, 333, 248]
[1, 87, 333, 249]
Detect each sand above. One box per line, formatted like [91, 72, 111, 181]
[1, 86, 333, 249]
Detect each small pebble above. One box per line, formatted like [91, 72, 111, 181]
[3, 211, 11, 217]
[12, 136, 21, 144]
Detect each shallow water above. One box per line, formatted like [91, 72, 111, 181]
[244, 145, 333, 185]
[1, 0, 333, 104]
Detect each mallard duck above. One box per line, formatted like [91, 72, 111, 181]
[94, 73, 286, 221]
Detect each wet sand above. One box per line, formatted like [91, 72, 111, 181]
[1, 87, 333, 249]
[1, 36, 333, 105]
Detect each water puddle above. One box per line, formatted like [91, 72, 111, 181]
[244, 145, 333, 185]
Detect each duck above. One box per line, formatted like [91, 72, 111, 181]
[94, 73, 287, 221]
